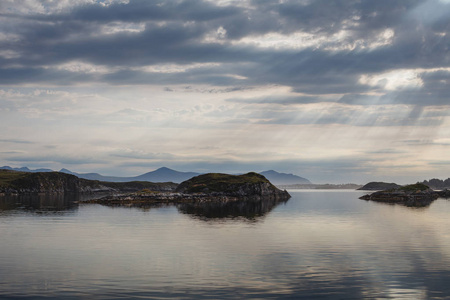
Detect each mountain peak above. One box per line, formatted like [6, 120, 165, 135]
[263, 170, 281, 175]
[155, 167, 174, 172]
[134, 167, 200, 183]
[259, 170, 311, 185]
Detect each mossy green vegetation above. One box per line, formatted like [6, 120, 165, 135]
[0, 170, 28, 188]
[399, 183, 430, 192]
[1, 171, 82, 192]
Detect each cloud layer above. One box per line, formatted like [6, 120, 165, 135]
[0, 0, 449, 183]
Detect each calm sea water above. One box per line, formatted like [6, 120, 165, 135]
[1, 190, 450, 299]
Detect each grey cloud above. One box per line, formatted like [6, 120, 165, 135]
[428, 160, 450, 165]
[169, 86, 255, 94]
[69, 0, 240, 23]
[0, 67, 96, 85]
[7, 154, 107, 165]
[403, 139, 450, 147]
[358, 0, 423, 30]
[0, 151, 25, 154]
[0, 0, 448, 108]
[109, 151, 177, 160]
[339, 94, 382, 105]
[339, 69, 450, 107]
[227, 95, 320, 105]
[0, 139, 34, 144]
[100, 68, 245, 86]
[381, 70, 450, 106]
[229, 103, 445, 127]
[365, 149, 407, 154]
[277, 0, 360, 33]
[0, 0, 439, 67]
[7, 23, 213, 68]
[402, 139, 434, 146]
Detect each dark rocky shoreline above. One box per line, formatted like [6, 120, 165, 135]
[83, 191, 290, 206]
[359, 183, 450, 207]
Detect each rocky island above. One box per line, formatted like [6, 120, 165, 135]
[358, 182, 401, 191]
[176, 172, 290, 199]
[359, 183, 450, 207]
[88, 172, 291, 206]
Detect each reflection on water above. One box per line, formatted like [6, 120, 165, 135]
[0, 193, 79, 211]
[84, 194, 289, 220]
[1, 190, 450, 299]
[0, 193, 106, 212]
[177, 197, 289, 221]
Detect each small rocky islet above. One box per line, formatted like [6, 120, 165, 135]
[359, 183, 450, 207]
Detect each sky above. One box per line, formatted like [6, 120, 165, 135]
[0, 0, 449, 184]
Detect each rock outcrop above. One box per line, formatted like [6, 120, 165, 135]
[0, 171, 81, 194]
[359, 183, 440, 207]
[437, 189, 450, 198]
[175, 172, 291, 200]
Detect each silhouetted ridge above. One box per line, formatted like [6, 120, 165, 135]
[259, 170, 311, 185]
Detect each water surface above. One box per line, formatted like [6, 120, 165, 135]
[1, 190, 450, 299]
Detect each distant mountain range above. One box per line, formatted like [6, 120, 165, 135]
[0, 166, 54, 173]
[1, 165, 198, 183]
[259, 170, 311, 185]
[0, 166, 311, 185]
[59, 167, 200, 183]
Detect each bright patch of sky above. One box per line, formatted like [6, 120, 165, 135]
[359, 69, 424, 91]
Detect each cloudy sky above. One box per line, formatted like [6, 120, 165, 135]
[0, 0, 449, 183]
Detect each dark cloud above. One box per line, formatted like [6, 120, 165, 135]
[277, 0, 360, 33]
[0, 67, 96, 85]
[69, 0, 240, 23]
[0, 0, 448, 107]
